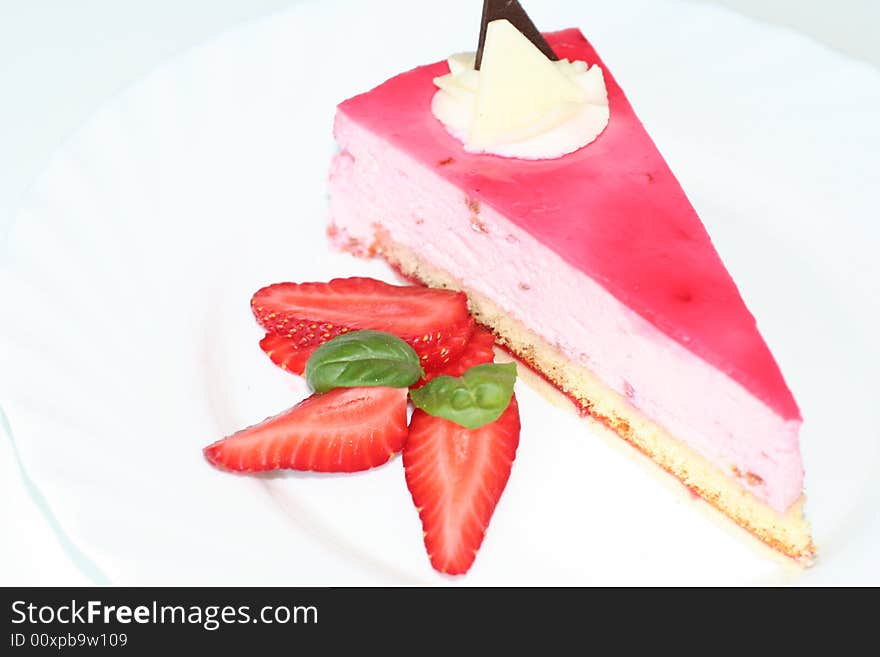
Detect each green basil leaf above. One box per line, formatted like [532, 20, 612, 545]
[305, 330, 424, 393]
[409, 362, 517, 429]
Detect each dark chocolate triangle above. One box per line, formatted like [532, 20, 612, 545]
[475, 0, 558, 69]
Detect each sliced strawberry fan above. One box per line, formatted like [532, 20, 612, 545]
[206, 276, 519, 577]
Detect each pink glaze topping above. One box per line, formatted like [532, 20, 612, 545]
[337, 29, 800, 421]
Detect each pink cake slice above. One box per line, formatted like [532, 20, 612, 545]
[327, 29, 813, 560]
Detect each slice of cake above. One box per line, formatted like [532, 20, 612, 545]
[327, 11, 814, 561]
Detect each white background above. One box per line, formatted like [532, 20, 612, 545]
[1, 0, 879, 585]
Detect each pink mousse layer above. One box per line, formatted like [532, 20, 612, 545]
[329, 29, 803, 511]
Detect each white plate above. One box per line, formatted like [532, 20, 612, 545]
[2, 0, 879, 585]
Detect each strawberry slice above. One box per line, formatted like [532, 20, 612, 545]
[204, 386, 409, 473]
[259, 332, 315, 376]
[403, 396, 521, 575]
[256, 325, 485, 379]
[251, 277, 473, 369]
[419, 326, 496, 385]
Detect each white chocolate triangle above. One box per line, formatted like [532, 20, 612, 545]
[470, 19, 585, 149]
